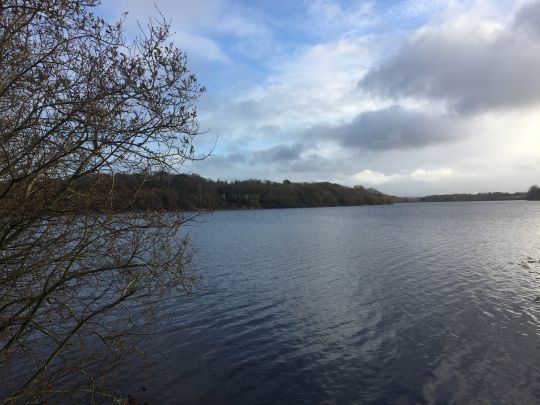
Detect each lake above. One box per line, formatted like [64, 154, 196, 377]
[123, 201, 540, 404]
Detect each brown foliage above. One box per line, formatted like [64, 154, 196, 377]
[0, 0, 204, 402]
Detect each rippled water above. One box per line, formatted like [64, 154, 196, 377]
[123, 201, 540, 404]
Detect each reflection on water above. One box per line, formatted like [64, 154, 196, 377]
[122, 201, 540, 404]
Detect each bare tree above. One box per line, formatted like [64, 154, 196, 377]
[0, 0, 205, 402]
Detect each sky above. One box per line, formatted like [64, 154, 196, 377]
[99, 0, 540, 196]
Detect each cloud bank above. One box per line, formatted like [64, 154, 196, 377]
[310, 106, 468, 150]
[360, 1, 540, 113]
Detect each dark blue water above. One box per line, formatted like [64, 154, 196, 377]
[124, 202, 540, 404]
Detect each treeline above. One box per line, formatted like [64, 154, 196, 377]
[421, 192, 525, 202]
[73, 172, 394, 211]
[420, 186, 540, 202]
[527, 186, 540, 200]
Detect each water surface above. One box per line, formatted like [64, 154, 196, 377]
[124, 201, 540, 404]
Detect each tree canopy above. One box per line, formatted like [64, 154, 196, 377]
[0, 0, 204, 401]
[526, 185, 540, 201]
[421, 192, 525, 202]
[74, 172, 394, 211]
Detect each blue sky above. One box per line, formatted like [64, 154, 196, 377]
[99, 0, 540, 196]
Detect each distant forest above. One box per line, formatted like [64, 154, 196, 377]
[527, 186, 540, 200]
[421, 192, 525, 202]
[421, 186, 540, 202]
[79, 172, 395, 211]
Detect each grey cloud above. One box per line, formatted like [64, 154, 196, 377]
[359, 1, 540, 113]
[229, 100, 267, 122]
[200, 151, 247, 168]
[195, 146, 350, 184]
[289, 153, 354, 175]
[313, 106, 466, 150]
[225, 152, 248, 163]
[251, 143, 303, 163]
[513, 1, 540, 39]
[195, 143, 306, 171]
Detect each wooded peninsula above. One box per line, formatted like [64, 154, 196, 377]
[98, 172, 395, 211]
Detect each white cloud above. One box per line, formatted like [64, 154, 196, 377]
[410, 168, 456, 182]
[352, 169, 401, 186]
[173, 32, 230, 63]
[200, 37, 377, 142]
[353, 167, 461, 187]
